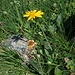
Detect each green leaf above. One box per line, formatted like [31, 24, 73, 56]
[54, 67, 62, 75]
[44, 49, 50, 56]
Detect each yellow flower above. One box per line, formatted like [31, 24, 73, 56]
[23, 10, 44, 21]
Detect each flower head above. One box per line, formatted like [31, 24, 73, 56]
[28, 40, 37, 50]
[23, 10, 44, 21]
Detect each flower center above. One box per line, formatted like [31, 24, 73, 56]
[29, 12, 35, 18]
[28, 40, 34, 46]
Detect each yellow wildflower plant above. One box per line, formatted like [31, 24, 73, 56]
[23, 10, 44, 21]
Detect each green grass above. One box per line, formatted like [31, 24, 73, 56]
[0, 0, 75, 75]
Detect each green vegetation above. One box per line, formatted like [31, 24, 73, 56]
[0, 0, 75, 75]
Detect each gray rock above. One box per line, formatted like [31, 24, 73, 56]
[0, 35, 30, 61]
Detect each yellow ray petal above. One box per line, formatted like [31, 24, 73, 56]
[23, 14, 29, 17]
[35, 10, 44, 15]
[36, 15, 42, 17]
[33, 10, 37, 13]
[27, 17, 32, 21]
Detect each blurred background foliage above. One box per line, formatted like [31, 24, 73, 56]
[0, 0, 75, 75]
